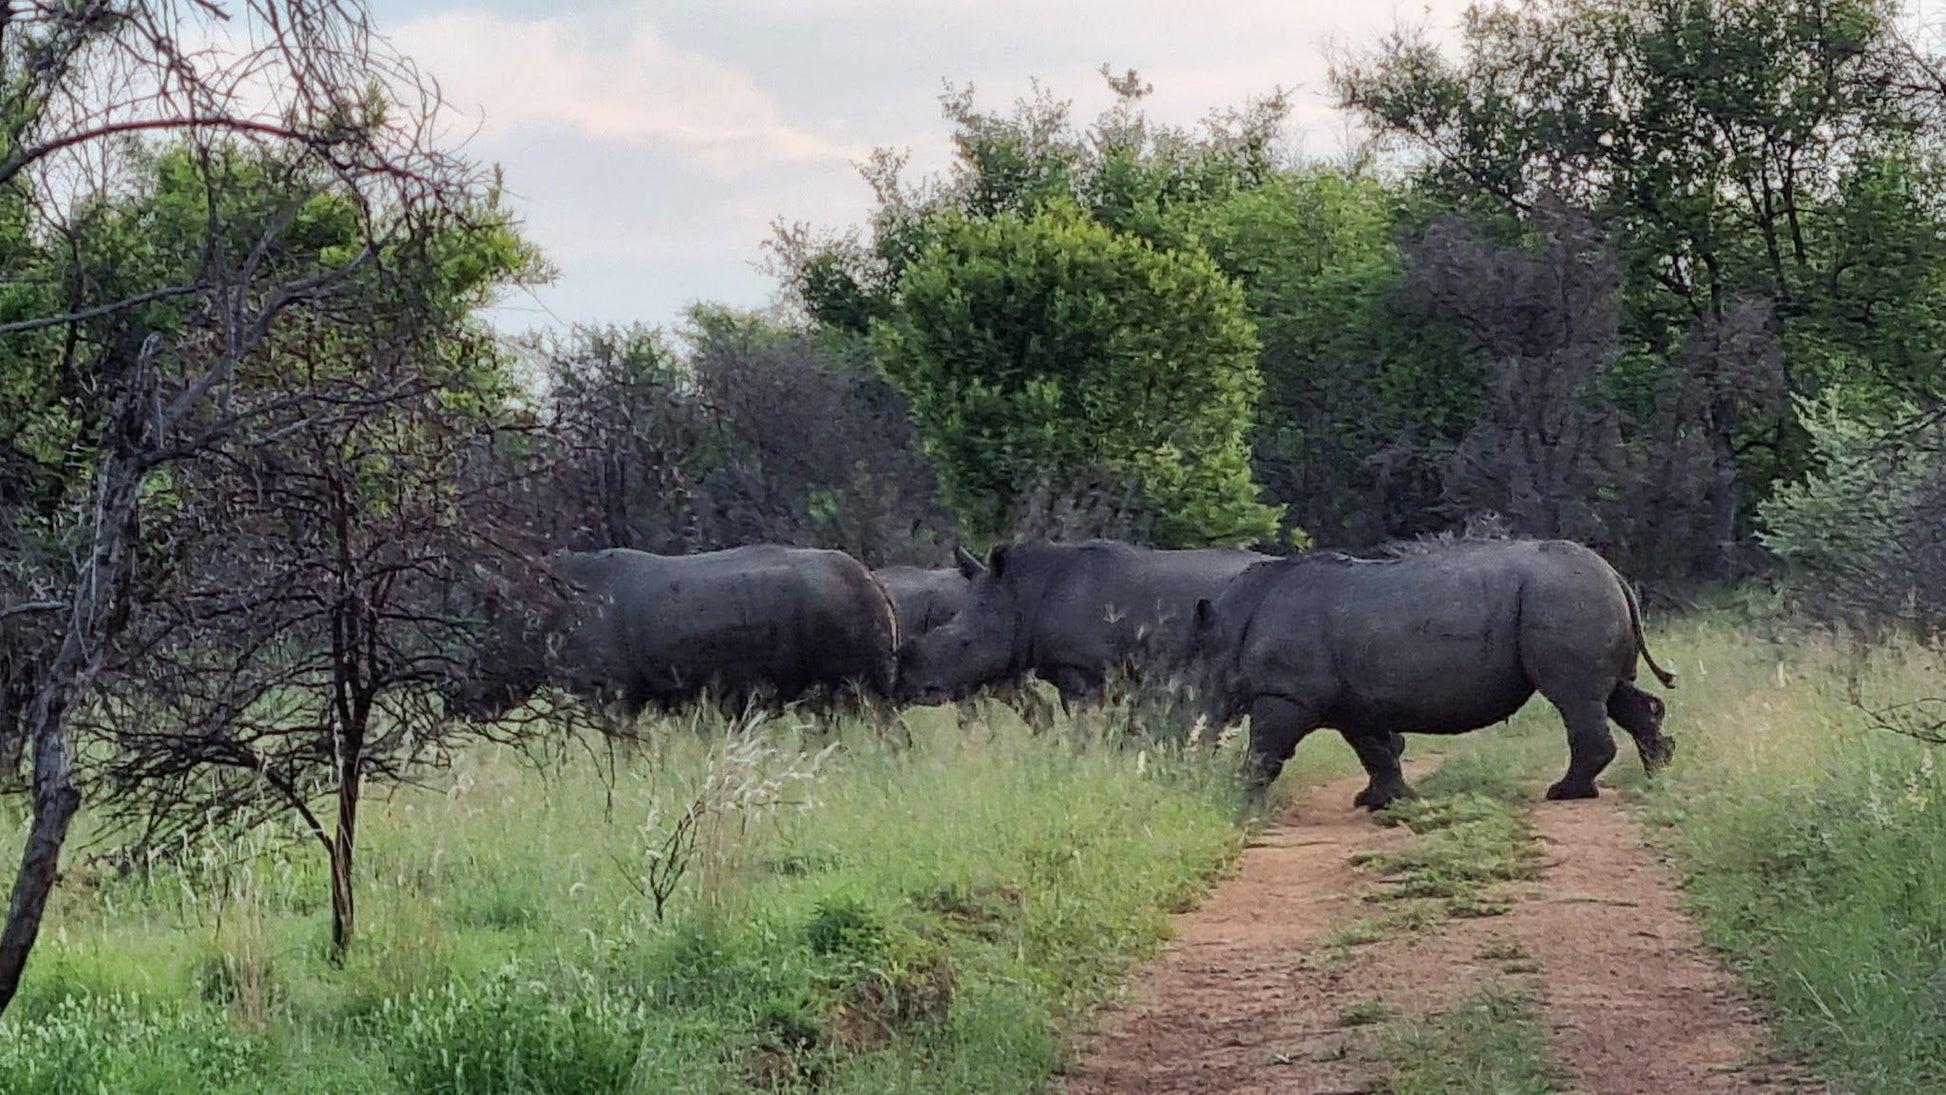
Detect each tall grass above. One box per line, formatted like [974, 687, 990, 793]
[1642, 610, 1946, 1093]
[0, 697, 1356, 1092]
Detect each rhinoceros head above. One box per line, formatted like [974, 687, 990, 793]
[1186, 595, 1249, 729]
[896, 542, 1018, 703]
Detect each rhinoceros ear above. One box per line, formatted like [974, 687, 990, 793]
[954, 544, 987, 579]
[1193, 598, 1216, 633]
[986, 542, 1011, 579]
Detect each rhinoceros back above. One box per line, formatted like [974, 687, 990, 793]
[556, 545, 896, 710]
[1211, 539, 1645, 735]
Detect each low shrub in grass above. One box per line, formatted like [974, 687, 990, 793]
[1359, 792, 1539, 906]
[379, 965, 646, 1095]
[0, 994, 263, 1095]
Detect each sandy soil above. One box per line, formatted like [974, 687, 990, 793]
[1062, 774, 1817, 1094]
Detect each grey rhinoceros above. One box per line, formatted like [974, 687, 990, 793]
[874, 547, 1067, 728]
[895, 539, 1276, 707]
[872, 546, 987, 639]
[449, 544, 898, 718]
[1189, 538, 1677, 805]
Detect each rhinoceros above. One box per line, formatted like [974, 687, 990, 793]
[873, 547, 986, 639]
[896, 539, 1278, 707]
[874, 547, 1069, 729]
[1189, 538, 1676, 806]
[449, 544, 898, 718]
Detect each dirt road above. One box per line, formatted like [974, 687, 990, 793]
[1064, 773, 1810, 1094]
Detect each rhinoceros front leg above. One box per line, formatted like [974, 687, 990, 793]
[1345, 730, 1416, 810]
[1242, 696, 1322, 794]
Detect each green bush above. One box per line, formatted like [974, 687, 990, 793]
[379, 966, 645, 1095]
[0, 995, 263, 1095]
[874, 202, 1283, 546]
[1759, 392, 1939, 570]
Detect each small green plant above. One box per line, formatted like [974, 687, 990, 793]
[1324, 917, 1390, 949]
[1337, 999, 1393, 1027]
[1474, 939, 1528, 962]
[804, 896, 886, 958]
[1376, 987, 1559, 1094]
[618, 714, 838, 923]
[1356, 792, 1539, 916]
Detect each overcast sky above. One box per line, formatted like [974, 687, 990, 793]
[374, 1, 1477, 332]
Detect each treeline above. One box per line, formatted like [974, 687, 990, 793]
[753, 1, 1946, 605]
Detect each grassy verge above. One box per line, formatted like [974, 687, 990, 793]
[1641, 610, 1946, 1092]
[1324, 725, 1561, 1093]
[0, 696, 1359, 1094]
[1324, 725, 1554, 954]
[1375, 986, 1560, 1095]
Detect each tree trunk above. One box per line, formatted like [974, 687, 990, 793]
[327, 761, 361, 961]
[0, 339, 159, 1016]
[1707, 435, 1743, 582]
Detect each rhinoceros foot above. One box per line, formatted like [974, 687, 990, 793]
[1544, 778, 1601, 801]
[1642, 734, 1677, 774]
[1353, 780, 1418, 811]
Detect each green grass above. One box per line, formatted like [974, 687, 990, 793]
[1636, 611, 1946, 1093]
[18, 611, 1945, 1090]
[1340, 714, 1554, 935]
[0, 696, 1356, 1093]
[1375, 986, 1560, 1095]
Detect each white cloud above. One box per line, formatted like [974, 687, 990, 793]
[392, 11, 865, 176]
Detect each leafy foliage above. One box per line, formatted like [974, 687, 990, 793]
[1758, 394, 1946, 631]
[873, 205, 1281, 546]
[1181, 170, 1482, 544]
[773, 75, 1293, 546]
[1336, 0, 1946, 561]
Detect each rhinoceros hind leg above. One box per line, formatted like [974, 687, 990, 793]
[1545, 694, 1617, 800]
[1607, 680, 1675, 776]
[1345, 731, 1416, 809]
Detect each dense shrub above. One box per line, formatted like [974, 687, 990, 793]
[0, 995, 262, 1095]
[875, 204, 1282, 546]
[380, 967, 646, 1095]
[1758, 394, 1946, 632]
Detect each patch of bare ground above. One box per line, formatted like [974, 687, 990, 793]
[1063, 776, 1813, 1095]
[1502, 792, 1821, 1094]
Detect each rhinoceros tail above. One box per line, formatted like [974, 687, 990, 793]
[1617, 568, 1677, 689]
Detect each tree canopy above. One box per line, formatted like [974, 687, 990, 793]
[874, 204, 1281, 546]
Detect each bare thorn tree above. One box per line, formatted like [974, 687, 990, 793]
[86, 375, 548, 959]
[0, 0, 499, 1014]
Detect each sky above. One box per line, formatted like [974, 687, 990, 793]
[374, 0, 1478, 333]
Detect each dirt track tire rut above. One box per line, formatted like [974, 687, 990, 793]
[1063, 773, 1810, 1094]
